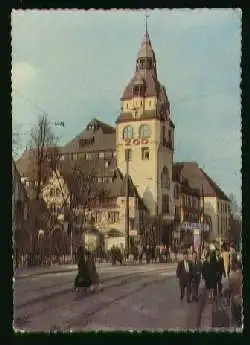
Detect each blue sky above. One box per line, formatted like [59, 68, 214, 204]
[11, 9, 242, 205]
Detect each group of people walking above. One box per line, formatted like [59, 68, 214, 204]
[176, 243, 242, 307]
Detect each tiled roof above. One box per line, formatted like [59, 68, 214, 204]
[16, 146, 61, 179]
[174, 162, 230, 201]
[57, 157, 117, 178]
[121, 70, 161, 101]
[63, 118, 116, 154]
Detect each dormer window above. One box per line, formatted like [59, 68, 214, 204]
[87, 120, 99, 132]
[79, 137, 94, 147]
[133, 86, 140, 97]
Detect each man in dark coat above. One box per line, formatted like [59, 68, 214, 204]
[176, 252, 192, 302]
[191, 251, 202, 301]
[74, 245, 91, 291]
[216, 250, 226, 296]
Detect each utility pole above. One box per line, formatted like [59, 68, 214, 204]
[201, 184, 205, 247]
[125, 150, 130, 256]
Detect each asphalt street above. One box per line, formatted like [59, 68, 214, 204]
[14, 263, 203, 332]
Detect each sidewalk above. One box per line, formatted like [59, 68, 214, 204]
[15, 263, 111, 279]
[199, 277, 230, 331]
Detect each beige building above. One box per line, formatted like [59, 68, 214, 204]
[116, 30, 174, 223]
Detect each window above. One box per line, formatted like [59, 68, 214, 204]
[149, 101, 151, 107]
[161, 167, 170, 189]
[123, 126, 133, 139]
[139, 124, 150, 138]
[125, 149, 132, 161]
[85, 153, 92, 160]
[105, 161, 111, 168]
[99, 152, 104, 159]
[108, 211, 119, 223]
[56, 187, 60, 197]
[174, 206, 179, 218]
[49, 188, 54, 197]
[60, 154, 65, 161]
[162, 194, 170, 214]
[79, 137, 95, 147]
[98, 177, 103, 183]
[72, 153, 78, 160]
[130, 218, 135, 229]
[141, 147, 150, 160]
[168, 130, 172, 141]
[161, 126, 167, 145]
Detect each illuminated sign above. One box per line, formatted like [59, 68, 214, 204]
[125, 138, 149, 146]
[181, 222, 209, 232]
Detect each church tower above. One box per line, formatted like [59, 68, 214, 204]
[116, 25, 175, 220]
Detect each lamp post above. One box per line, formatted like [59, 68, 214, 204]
[125, 150, 130, 256]
[201, 184, 205, 248]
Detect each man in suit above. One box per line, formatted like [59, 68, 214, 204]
[176, 252, 192, 302]
[191, 251, 202, 301]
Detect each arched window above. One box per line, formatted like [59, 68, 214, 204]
[161, 167, 170, 189]
[123, 126, 133, 139]
[139, 124, 150, 138]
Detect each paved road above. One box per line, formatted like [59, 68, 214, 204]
[14, 263, 203, 332]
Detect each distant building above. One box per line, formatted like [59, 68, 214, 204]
[173, 162, 231, 241]
[12, 158, 30, 266]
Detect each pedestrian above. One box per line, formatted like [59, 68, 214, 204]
[229, 259, 242, 327]
[86, 250, 103, 292]
[191, 251, 202, 301]
[74, 245, 91, 292]
[176, 251, 192, 303]
[221, 244, 230, 278]
[202, 250, 218, 300]
[216, 250, 226, 296]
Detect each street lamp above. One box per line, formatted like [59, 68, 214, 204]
[125, 150, 130, 256]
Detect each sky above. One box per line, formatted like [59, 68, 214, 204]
[11, 9, 242, 205]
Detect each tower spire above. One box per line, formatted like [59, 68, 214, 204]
[145, 13, 149, 35]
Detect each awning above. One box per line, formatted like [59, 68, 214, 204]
[106, 229, 124, 238]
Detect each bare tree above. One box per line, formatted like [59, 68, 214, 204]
[12, 115, 21, 159]
[24, 114, 60, 258]
[52, 162, 110, 259]
[28, 114, 60, 200]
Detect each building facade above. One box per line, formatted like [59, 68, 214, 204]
[173, 162, 231, 241]
[116, 30, 174, 223]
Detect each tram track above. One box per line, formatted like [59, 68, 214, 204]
[15, 268, 171, 330]
[60, 274, 168, 331]
[14, 272, 151, 328]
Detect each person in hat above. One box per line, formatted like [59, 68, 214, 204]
[74, 245, 91, 291]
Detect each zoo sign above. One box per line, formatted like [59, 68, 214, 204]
[124, 138, 149, 146]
